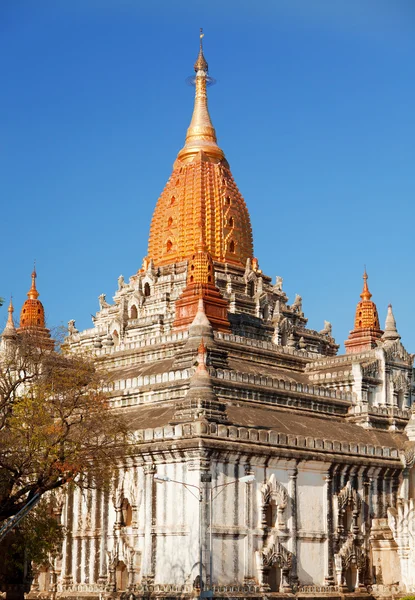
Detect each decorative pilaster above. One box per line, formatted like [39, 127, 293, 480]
[128, 549, 136, 590]
[362, 472, 371, 582]
[288, 465, 299, 585]
[244, 464, 255, 583]
[98, 489, 109, 586]
[324, 467, 335, 586]
[383, 468, 392, 513]
[142, 463, 157, 584]
[376, 468, 385, 518]
[61, 487, 74, 590]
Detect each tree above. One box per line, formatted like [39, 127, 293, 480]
[0, 330, 128, 523]
[0, 496, 64, 585]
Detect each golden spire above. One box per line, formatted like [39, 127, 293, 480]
[177, 29, 224, 163]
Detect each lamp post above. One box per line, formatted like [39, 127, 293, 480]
[154, 472, 255, 598]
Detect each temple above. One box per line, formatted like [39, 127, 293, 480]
[3, 33, 415, 599]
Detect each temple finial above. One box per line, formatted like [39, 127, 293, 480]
[360, 269, 372, 301]
[194, 28, 208, 73]
[28, 263, 39, 300]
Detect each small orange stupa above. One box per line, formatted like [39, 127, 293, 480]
[344, 270, 383, 354]
[173, 230, 230, 331]
[146, 30, 253, 269]
[18, 267, 52, 346]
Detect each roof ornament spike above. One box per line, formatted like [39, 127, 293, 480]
[382, 303, 401, 341]
[194, 27, 208, 73]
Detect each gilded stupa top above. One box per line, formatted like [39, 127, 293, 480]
[146, 31, 253, 268]
[19, 268, 46, 331]
[345, 270, 383, 353]
[354, 270, 380, 330]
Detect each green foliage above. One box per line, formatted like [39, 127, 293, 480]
[0, 331, 130, 522]
[0, 298, 4, 307]
[400, 597, 415, 600]
[0, 498, 63, 583]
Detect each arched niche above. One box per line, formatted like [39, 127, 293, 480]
[121, 498, 133, 527]
[116, 560, 128, 591]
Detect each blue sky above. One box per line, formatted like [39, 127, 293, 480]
[1, 0, 414, 352]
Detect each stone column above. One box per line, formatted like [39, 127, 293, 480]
[142, 463, 157, 585]
[377, 468, 386, 518]
[383, 469, 392, 512]
[187, 448, 210, 593]
[324, 467, 335, 586]
[362, 473, 370, 537]
[61, 487, 74, 590]
[369, 469, 378, 520]
[244, 464, 255, 583]
[288, 464, 299, 585]
[350, 468, 360, 536]
[128, 550, 136, 590]
[400, 468, 410, 501]
[98, 489, 109, 586]
[81, 537, 87, 584]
